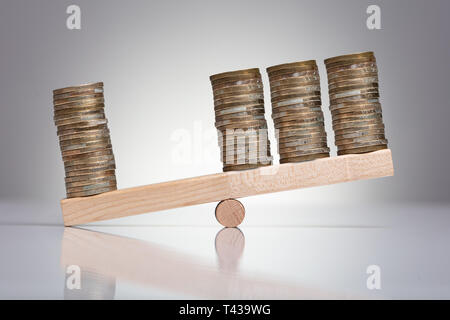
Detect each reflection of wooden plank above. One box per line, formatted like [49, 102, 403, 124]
[60, 227, 347, 299]
[61, 149, 394, 226]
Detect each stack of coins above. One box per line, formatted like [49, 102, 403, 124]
[53, 82, 117, 198]
[210, 68, 273, 172]
[325, 52, 388, 155]
[267, 61, 330, 164]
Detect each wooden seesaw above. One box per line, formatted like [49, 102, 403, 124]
[61, 149, 393, 226]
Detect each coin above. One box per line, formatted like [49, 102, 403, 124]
[213, 88, 263, 100]
[62, 148, 113, 162]
[267, 64, 318, 78]
[278, 136, 327, 148]
[325, 52, 389, 154]
[271, 90, 322, 102]
[53, 89, 104, 103]
[61, 144, 113, 158]
[219, 138, 267, 148]
[326, 60, 377, 73]
[267, 60, 317, 73]
[57, 124, 109, 137]
[330, 93, 380, 105]
[221, 152, 271, 162]
[277, 131, 327, 142]
[214, 94, 264, 107]
[65, 175, 117, 188]
[334, 129, 386, 140]
[328, 77, 378, 90]
[213, 83, 263, 94]
[54, 113, 106, 126]
[53, 87, 104, 100]
[215, 105, 265, 117]
[268, 70, 319, 83]
[272, 102, 323, 114]
[274, 120, 325, 129]
[221, 143, 269, 154]
[330, 104, 382, 115]
[214, 99, 265, 111]
[66, 184, 117, 197]
[333, 124, 386, 136]
[57, 119, 108, 131]
[211, 73, 261, 85]
[327, 67, 378, 81]
[222, 163, 271, 172]
[332, 118, 383, 131]
[53, 82, 103, 95]
[53, 93, 105, 106]
[326, 61, 377, 74]
[270, 83, 321, 94]
[280, 153, 329, 163]
[329, 100, 381, 111]
[276, 127, 326, 140]
[53, 98, 106, 112]
[329, 81, 379, 94]
[53, 82, 117, 198]
[327, 68, 378, 81]
[269, 75, 320, 88]
[65, 166, 116, 178]
[272, 109, 323, 119]
[216, 121, 268, 131]
[267, 66, 318, 79]
[212, 77, 262, 90]
[66, 186, 117, 198]
[325, 51, 374, 63]
[58, 128, 110, 141]
[215, 111, 266, 122]
[222, 154, 272, 164]
[211, 69, 272, 171]
[337, 139, 388, 151]
[332, 113, 382, 124]
[60, 140, 112, 153]
[329, 89, 379, 101]
[280, 147, 331, 157]
[272, 96, 321, 108]
[210, 68, 260, 82]
[278, 140, 328, 152]
[337, 144, 387, 155]
[215, 115, 267, 127]
[332, 109, 382, 121]
[53, 103, 105, 120]
[335, 134, 386, 146]
[59, 136, 111, 147]
[273, 115, 324, 125]
[65, 179, 117, 193]
[64, 160, 116, 173]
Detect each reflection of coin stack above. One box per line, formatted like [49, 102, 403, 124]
[53, 82, 117, 198]
[267, 61, 330, 164]
[210, 69, 273, 172]
[325, 52, 388, 155]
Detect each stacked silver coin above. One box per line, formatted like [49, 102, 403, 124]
[210, 68, 273, 172]
[53, 82, 117, 198]
[325, 52, 388, 155]
[267, 61, 330, 164]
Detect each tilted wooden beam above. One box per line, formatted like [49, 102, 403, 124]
[61, 149, 394, 226]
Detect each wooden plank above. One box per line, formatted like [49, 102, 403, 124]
[61, 227, 345, 299]
[61, 149, 394, 226]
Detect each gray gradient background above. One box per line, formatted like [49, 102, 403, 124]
[1, 0, 449, 225]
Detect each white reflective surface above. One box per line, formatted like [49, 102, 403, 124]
[0, 202, 449, 299]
